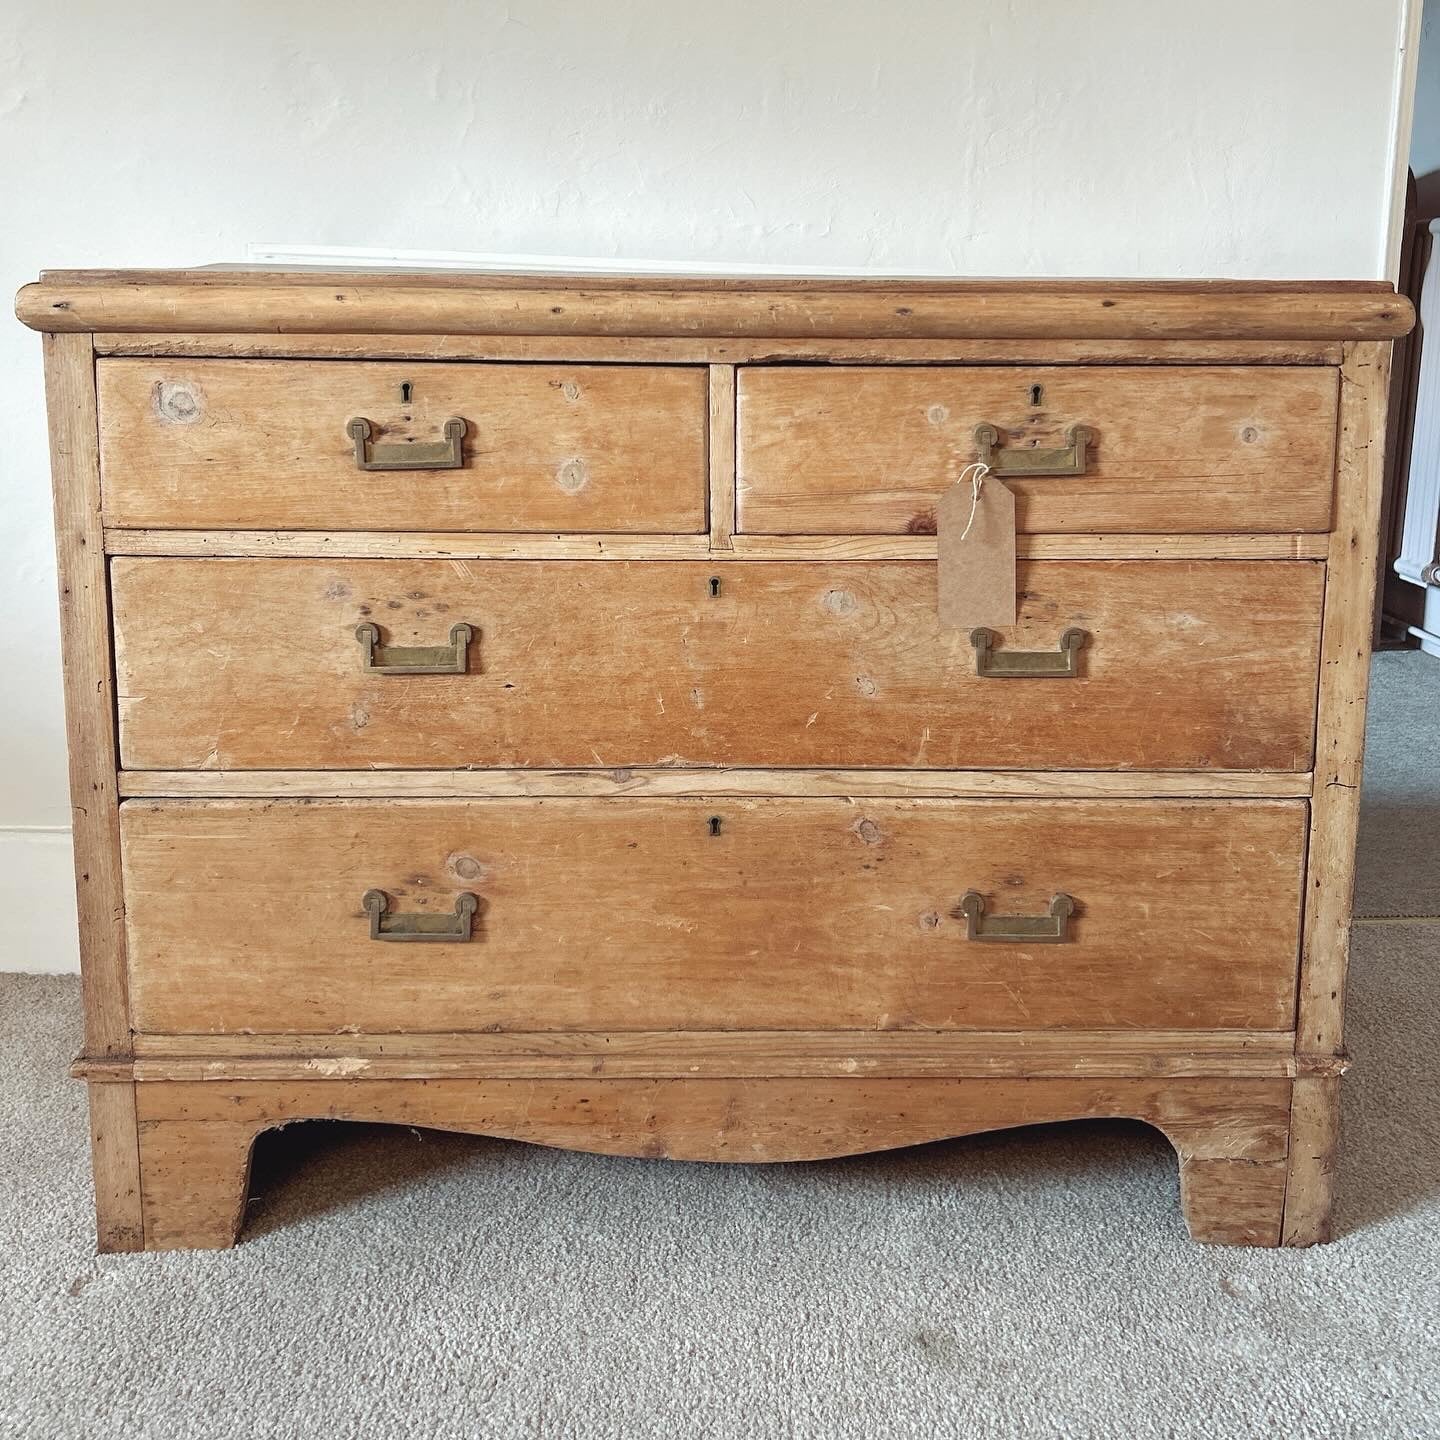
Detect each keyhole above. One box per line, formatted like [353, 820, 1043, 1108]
[708, 815, 723, 837]
[1029, 383, 1043, 407]
[400, 381, 413, 404]
[709, 576, 722, 598]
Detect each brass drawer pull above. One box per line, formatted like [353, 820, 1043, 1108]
[974, 422, 1092, 476]
[347, 416, 466, 471]
[970, 626, 1086, 678]
[959, 891, 1075, 944]
[363, 889, 478, 943]
[355, 622, 473, 675]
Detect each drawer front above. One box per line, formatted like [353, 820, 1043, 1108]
[121, 798, 1305, 1035]
[736, 366, 1338, 534]
[113, 558, 1323, 772]
[96, 359, 708, 532]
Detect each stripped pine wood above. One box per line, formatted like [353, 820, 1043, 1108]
[114, 769, 1316, 800]
[119, 797, 1307, 1036]
[86, 332, 1349, 366]
[1282, 1077, 1343, 1246]
[96, 359, 708, 532]
[1284, 340, 1394, 1247]
[1178, 1157, 1289, 1246]
[99, 529, 1332, 562]
[137, 1117, 258, 1251]
[708, 365, 737, 549]
[127, 1076, 1292, 1248]
[124, 1029, 1304, 1062]
[79, 1027, 1345, 1082]
[16, 273, 1412, 338]
[17, 271, 1410, 1250]
[86, 1084, 144, 1252]
[737, 366, 1338, 535]
[111, 558, 1325, 772]
[1297, 343, 1392, 1055]
[44, 334, 129, 1053]
[44, 333, 143, 1253]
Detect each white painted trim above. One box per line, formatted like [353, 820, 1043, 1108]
[0, 828, 79, 974]
[1385, 0, 1426, 281]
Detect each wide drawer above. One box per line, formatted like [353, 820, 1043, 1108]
[736, 366, 1338, 534]
[112, 558, 1323, 772]
[121, 798, 1306, 1034]
[96, 359, 708, 532]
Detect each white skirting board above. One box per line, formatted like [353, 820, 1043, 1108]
[0, 830, 80, 974]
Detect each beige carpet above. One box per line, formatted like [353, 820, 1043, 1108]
[1, 652, 1437, 1439]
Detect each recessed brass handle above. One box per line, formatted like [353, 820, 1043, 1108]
[347, 416, 466, 471]
[974, 422, 1092, 477]
[970, 627, 1086, 678]
[959, 891, 1075, 944]
[355, 622, 473, 675]
[362, 889, 478, 943]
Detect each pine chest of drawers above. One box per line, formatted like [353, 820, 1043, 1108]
[17, 270, 1411, 1251]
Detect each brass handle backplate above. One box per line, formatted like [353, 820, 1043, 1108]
[974, 422, 1091, 477]
[959, 891, 1075, 944]
[971, 627, 1086, 678]
[355, 622, 473, 675]
[347, 416, 466, 471]
[362, 889, 478, 942]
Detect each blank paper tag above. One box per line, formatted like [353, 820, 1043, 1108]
[938, 473, 1017, 630]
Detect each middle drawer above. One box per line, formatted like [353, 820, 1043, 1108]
[112, 558, 1323, 772]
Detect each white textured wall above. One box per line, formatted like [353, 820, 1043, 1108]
[0, 1, 1416, 971]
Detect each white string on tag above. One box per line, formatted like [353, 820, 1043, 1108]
[954, 461, 992, 542]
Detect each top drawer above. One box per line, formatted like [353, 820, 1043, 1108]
[736, 366, 1337, 534]
[96, 359, 708, 532]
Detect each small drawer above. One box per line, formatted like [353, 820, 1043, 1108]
[121, 797, 1306, 1035]
[96, 358, 708, 532]
[736, 365, 1337, 534]
[112, 557, 1323, 772]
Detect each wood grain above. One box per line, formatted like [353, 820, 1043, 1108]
[44, 334, 130, 1053]
[124, 1074, 1293, 1248]
[92, 1028, 1342, 1082]
[1281, 1075, 1342, 1246]
[96, 359, 707, 532]
[708, 364, 736, 549]
[1298, 343, 1392, 1057]
[134, 1076, 1293, 1158]
[137, 1118, 260, 1251]
[1178, 1156, 1289, 1245]
[16, 273, 1412, 338]
[111, 558, 1324, 772]
[86, 1084, 144, 1252]
[125, 1029, 1303, 1063]
[89, 332, 1348, 366]
[101, 529, 1331, 562]
[119, 797, 1307, 1035]
[114, 768, 1315, 800]
[737, 367, 1338, 535]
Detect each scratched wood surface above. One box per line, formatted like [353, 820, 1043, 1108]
[129, 1074, 1292, 1247]
[96, 359, 707, 532]
[23, 269, 1411, 1251]
[120, 797, 1307, 1035]
[112, 558, 1324, 772]
[737, 366, 1338, 534]
[17, 271, 1412, 339]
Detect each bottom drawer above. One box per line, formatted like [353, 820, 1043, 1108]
[121, 798, 1306, 1035]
